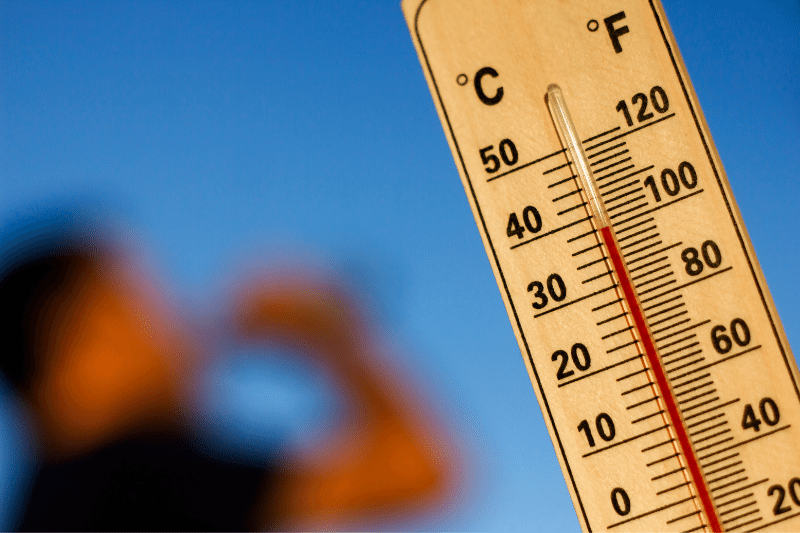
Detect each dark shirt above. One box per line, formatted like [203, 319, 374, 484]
[17, 432, 276, 531]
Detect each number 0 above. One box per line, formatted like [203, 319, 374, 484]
[499, 139, 518, 166]
[611, 488, 630, 516]
[546, 274, 567, 302]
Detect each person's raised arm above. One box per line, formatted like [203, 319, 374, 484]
[232, 273, 459, 530]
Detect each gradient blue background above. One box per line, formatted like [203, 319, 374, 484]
[1, 0, 798, 530]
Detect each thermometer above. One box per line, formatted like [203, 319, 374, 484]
[402, 1, 800, 531]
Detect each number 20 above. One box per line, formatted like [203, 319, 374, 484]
[768, 478, 800, 515]
[552, 343, 591, 380]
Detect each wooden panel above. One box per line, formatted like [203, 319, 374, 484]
[402, 1, 800, 530]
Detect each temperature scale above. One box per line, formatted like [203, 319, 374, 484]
[402, 0, 800, 531]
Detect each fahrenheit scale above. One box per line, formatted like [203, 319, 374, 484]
[402, 1, 800, 531]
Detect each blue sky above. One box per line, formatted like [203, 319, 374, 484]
[1, 0, 798, 530]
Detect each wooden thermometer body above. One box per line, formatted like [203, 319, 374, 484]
[402, 0, 800, 531]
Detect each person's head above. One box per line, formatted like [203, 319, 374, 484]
[0, 215, 103, 390]
[0, 214, 184, 455]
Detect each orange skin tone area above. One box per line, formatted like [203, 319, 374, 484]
[26, 259, 458, 529]
[31, 261, 184, 458]
[234, 276, 457, 527]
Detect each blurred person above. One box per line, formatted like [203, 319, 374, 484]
[0, 214, 458, 531]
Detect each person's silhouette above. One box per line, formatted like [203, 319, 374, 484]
[0, 216, 457, 531]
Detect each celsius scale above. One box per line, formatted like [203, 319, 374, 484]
[402, 0, 800, 531]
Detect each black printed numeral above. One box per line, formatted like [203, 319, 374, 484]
[741, 398, 780, 432]
[768, 478, 800, 515]
[577, 413, 615, 447]
[507, 206, 542, 240]
[611, 488, 631, 516]
[616, 86, 669, 127]
[710, 318, 751, 354]
[643, 161, 697, 202]
[681, 240, 722, 276]
[528, 274, 567, 310]
[552, 343, 591, 380]
[480, 138, 519, 173]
